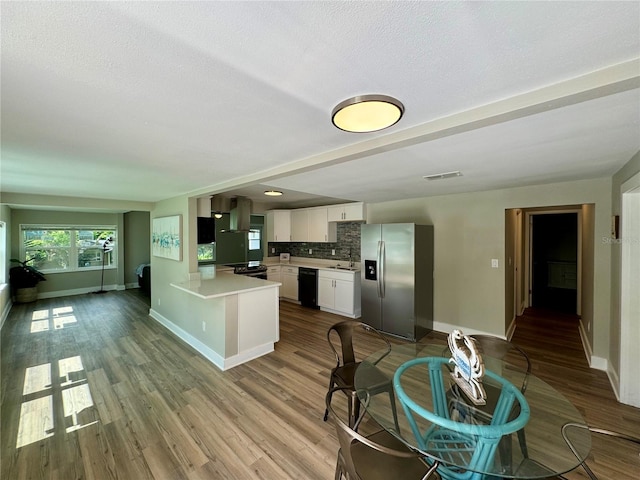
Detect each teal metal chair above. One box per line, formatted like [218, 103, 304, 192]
[394, 357, 530, 480]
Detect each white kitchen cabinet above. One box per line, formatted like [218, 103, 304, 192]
[318, 269, 360, 318]
[290, 209, 308, 242]
[307, 207, 336, 242]
[327, 202, 366, 222]
[266, 210, 291, 242]
[266, 265, 281, 283]
[280, 266, 299, 301]
[291, 207, 336, 243]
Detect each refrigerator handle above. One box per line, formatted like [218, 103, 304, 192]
[379, 240, 385, 298]
[376, 241, 382, 298]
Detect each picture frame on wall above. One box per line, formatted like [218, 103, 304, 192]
[152, 215, 182, 261]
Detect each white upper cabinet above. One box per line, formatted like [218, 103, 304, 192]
[290, 209, 309, 242]
[268, 202, 358, 243]
[327, 202, 366, 222]
[307, 207, 337, 242]
[266, 210, 291, 242]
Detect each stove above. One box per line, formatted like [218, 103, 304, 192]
[231, 262, 268, 279]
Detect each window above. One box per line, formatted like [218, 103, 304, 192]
[20, 225, 117, 274]
[248, 228, 261, 251]
[197, 244, 214, 262]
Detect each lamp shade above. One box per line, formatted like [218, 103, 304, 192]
[332, 94, 404, 133]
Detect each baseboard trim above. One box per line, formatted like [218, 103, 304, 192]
[148, 308, 273, 371]
[37, 284, 126, 299]
[432, 320, 506, 339]
[506, 316, 517, 341]
[577, 319, 608, 372]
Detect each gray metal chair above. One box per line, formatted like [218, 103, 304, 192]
[323, 321, 398, 429]
[326, 387, 439, 480]
[561, 422, 640, 480]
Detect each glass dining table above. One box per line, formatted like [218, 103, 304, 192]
[354, 343, 591, 479]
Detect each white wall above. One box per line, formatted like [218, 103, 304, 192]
[149, 195, 230, 356]
[366, 177, 612, 359]
[610, 151, 640, 392]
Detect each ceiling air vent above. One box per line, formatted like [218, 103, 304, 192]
[423, 170, 462, 181]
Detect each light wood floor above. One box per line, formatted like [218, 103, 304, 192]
[1, 292, 638, 479]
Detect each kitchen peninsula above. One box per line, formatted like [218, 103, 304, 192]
[170, 272, 281, 371]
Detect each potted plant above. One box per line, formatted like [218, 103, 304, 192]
[9, 258, 46, 303]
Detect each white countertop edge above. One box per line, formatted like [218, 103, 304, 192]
[171, 277, 282, 300]
[263, 260, 361, 273]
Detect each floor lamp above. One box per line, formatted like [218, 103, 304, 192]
[94, 237, 114, 294]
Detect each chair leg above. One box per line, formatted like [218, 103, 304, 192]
[388, 384, 400, 433]
[324, 379, 336, 422]
[335, 450, 345, 480]
[349, 392, 361, 429]
[517, 428, 529, 458]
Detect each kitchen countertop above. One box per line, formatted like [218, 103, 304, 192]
[263, 259, 360, 273]
[171, 272, 281, 299]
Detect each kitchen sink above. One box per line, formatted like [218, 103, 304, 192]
[328, 265, 357, 271]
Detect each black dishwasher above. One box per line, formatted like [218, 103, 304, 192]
[298, 267, 319, 309]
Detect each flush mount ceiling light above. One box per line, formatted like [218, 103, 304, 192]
[423, 171, 463, 181]
[264, 190, 283, 196]
[332, 94, 404, 133]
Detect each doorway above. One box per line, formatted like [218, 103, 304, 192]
[530, 213, 578, 313]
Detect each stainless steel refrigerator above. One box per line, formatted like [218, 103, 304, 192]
[361, 223, 433, 341]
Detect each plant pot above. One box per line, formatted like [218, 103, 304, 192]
[15, 287, 38, 303]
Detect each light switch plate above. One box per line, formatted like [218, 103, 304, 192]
[491, 259, 499, 268]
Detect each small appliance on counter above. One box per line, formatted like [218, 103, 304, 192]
[279, 253, 290, 264]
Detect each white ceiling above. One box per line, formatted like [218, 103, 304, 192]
[1, 2, 639, 210]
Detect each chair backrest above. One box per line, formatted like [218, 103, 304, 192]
[562, 422, 640, 480]
[327, 321, 391, 368]
[394, 356, 530, 480]
[325, 387, 434, 480]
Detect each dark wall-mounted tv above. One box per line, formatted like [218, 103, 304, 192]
[197, 217, 216, 244]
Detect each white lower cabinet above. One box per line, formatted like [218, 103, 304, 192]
[318, 270, 360, 318]
[267, 266, 281, 283]
[280, 266, 299, 301]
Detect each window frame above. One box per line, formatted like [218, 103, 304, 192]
[20, 224, 118, 274]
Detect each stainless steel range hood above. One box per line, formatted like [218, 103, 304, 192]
[227, 196, 252, 232]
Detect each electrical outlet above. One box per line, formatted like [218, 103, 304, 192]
[308, 249, 312, 255]
[332, 249, 336, 255]
[202, 321, 206, 332]
[271, 247, 275, 253]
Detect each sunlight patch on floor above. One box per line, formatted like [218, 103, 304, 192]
[16, 355, 98, 448]
[30, 305, 77, 332]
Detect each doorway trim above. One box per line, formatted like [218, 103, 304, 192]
[619, 172, 640, 407]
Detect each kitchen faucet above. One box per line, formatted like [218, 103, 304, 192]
[349, 249, 353, 268]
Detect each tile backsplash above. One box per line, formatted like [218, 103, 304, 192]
[267, 222, 361, 262]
